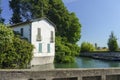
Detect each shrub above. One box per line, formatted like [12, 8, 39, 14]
[80, 42, 95, 52]
[0, 24, 33, 69]
[13, 37, 33, 68]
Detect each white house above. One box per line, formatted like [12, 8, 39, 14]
[11, 17, 56, 66]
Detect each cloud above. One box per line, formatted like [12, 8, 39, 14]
[62, 0, 78, 4]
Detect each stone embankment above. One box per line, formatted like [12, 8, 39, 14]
[80, 52, 120, 61]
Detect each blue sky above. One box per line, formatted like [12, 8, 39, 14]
[1, 0, 120, 47]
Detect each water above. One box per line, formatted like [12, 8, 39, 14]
[55, 57, 120, 68]
[31, 57, 120, 70]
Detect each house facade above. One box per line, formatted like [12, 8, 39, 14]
[11, 18, 55, 66]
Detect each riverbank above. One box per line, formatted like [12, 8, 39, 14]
[80, 52, 120, 61]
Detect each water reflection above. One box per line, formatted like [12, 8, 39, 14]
[31, 57, 120, 70]
[55, 57, 120, 68]
[107, 61, 120, 67]
[55, 62, 79, 68]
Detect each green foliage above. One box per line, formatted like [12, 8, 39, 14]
[0, 24, 33, 68]
[9, 0, 22, 24]
[81, 42, 95, 52]
[0, 24, 14, 53]
[55, 37, 80, 63]
[13, 36, 33, 68]
[107, 32, 119, 52]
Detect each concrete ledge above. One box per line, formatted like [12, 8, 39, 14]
[0, 68, 120, 80]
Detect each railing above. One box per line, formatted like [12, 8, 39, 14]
[1, 68, 120, 80]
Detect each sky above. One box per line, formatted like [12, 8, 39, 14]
[1, 0, 120, 47]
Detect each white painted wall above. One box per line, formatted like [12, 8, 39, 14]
[31, 19, 55, 57]
[12, 24, 31, 42]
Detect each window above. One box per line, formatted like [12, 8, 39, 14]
[47, 44, 50, 53]
[39, 43, 42, 53]
[20, 28, 24, 36]
[37, 28, 41, 41]
[50, 31, 54, 42]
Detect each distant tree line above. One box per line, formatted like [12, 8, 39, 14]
[80, 32, 119, 52]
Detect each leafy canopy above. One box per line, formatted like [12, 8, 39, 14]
[55, 36, 80, 63]
[9, 0, 22, 24]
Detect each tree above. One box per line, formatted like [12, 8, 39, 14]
[9, 0, 81, 63]
[0, 24, 33, 68]
[55, 36, 80, 63]
[0, 0, 4, 23]
[95, 43, 97, 50]
[80, 42, 95, 52]
[9, 0, 22, 24]
[107, 32, 118, 52]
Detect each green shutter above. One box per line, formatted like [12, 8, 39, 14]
[39, 43, 42, 53]
[47, 44, 50, 53]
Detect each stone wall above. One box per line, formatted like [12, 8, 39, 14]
[0, 68, 120, 80]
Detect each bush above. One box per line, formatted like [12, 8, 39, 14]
[0, 24, 33, 69]
[80, 42, 95, 52]
[13, 37, 33, 68]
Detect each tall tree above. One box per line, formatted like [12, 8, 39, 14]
[107, 32, 118, 52]
[0, 0, 4, 23]
[9, 0, 22, 24]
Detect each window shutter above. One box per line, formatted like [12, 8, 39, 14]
[39, 43, 42, 53]
[20, 28, 23, 36]
[50, 31, 54, 42]
[37, 28, 41, 41]
[47, 44, 50, 53]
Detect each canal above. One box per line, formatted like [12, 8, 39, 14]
[55, 57, 120, 68]
[31, 57, 120, 70]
